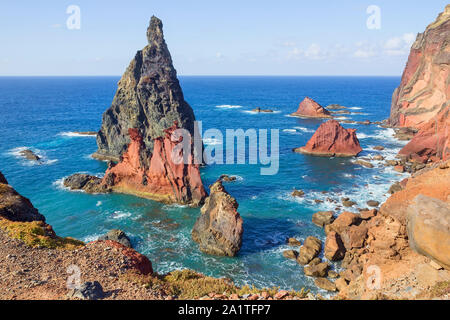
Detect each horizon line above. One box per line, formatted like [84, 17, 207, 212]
[0, 74, 402, 77]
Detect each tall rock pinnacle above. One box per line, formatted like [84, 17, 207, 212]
[93, 16, 206, 205]
[95, 16, 196, 162]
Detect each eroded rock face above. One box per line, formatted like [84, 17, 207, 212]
[407, 195, 450, 269]
[291, 97, 332, 118]
[102, 125, 206, 206]
[191, 181, 243, 256]
[390, 6, 450, 128]
[0, 177, 45, 222]
[294, 120, 363, 157]
[390, 6, 450, 162]
[63, 174, 110, 194]
[91, 16, 206, 206]
[94, 16, 197, 162]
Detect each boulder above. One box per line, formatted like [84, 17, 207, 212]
[373, 146, 385, 151]
[324, 231, 346, 261]
[99, 229, 132, 248]
[292, 189, 305, 197]
[297, 236, 322, 265]
[394, 165, 405, 173]
[287, 238, 301, 246]
[407, 195, 450, 269]
[354, 160, 374, 168]
[366, 200, 380, 207]
[314, 278, 336, 292]
[360, 209, 377, 220]
[67, 281, 104, 300]
[291, 97, 332, 118]
[192, 181, 243, 256]
[294, 120, 362, 157]
[283, 250, 298, 260]
[342, 200, 356, 207]
[312, 211, 335, 227]
[304, 262, 329, 277]
[335, 277, 348, 292]
[328, 212, 360, 234]
[340, 224, 368, 250]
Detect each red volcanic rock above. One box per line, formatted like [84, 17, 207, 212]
[294, 120, 363, 157]
[390, 6, 450, 128]
[399, 107, 450, 162]
[102, 123, 207, 206]
[389, 6, 450, 162]
[89, 240, 153, 275]
[291, 97, 332, 118]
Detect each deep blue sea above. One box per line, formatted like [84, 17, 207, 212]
[0, 76, 409, 293]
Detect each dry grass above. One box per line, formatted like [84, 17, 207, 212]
[0, 218, 85, 250]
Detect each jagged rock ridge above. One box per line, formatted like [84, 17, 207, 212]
[94, 16, 197, 162]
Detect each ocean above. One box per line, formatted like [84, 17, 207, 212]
[0, 76, 408, 293]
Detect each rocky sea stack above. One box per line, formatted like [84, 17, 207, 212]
[294, 120, 362, 157]
[390, 5, 450, 162]
[90, 16, 206, 206]
[291, 97, 332, 118]
[192, 180, 243, 257]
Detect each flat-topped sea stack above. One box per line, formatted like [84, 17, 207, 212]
[389, 5, 450, 162]
[91, 16, 206, 206]
[294, 120, 362, 157]
[291, 97, 332, 119]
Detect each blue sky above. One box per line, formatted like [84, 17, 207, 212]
[0, 0, 448, 76]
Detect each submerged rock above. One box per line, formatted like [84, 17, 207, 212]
[291, 97, 332, 118]
[294, 120, 362, 157]
[252, 107, 274, 113]
[192, 181, 243, 256]
[92, 16, 206, 206]
[219, 174, 237, 182]
[292, 189, 305, 197]
[19, 149, 41, 162]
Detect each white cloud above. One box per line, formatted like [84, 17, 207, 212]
[354, 49, 376, 58]
[383, 33, 416, 56]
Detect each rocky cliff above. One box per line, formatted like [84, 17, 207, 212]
[294, 120, 362, 157]
[91, 16, 206, 206]
[291, 97, 332, 118]
[103, 125, 206, 206]
[390, 5, 450, 162]
[192, 180, 243, 256]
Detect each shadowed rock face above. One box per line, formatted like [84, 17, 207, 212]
[0, 173, 45, 222]
[191, 181, 243, 256]
[294, 120, 362, 157]
[291, 97, 332, 118]
[94, 16, 196, 162]
[390, 5, 450, 162]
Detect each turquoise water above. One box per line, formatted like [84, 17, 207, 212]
[0, 76, 408, 293]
